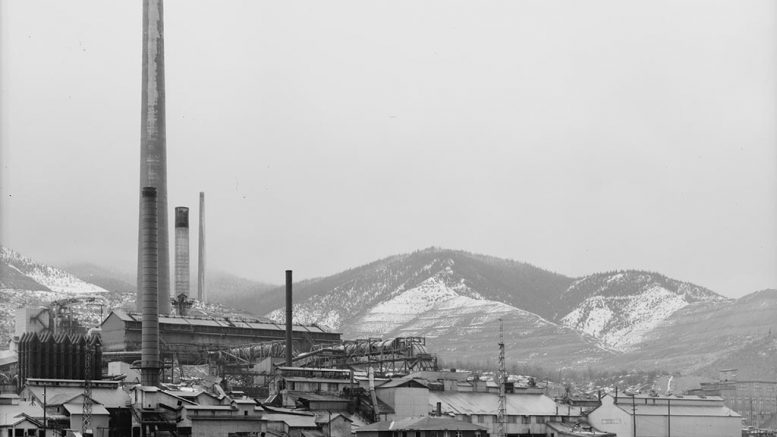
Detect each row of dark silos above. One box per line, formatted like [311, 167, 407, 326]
[17, 332, 102, 390]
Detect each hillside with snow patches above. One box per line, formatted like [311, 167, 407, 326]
[559, 271, 727, 350]
[1, 247, 107, 294]
[4, 246, 772, 375]
[0, 247, 262, 346]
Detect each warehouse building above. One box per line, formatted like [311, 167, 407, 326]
[100, 310, 341, 364]
[588, 393, 742, 437]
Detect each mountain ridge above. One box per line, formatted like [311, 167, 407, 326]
[3, 245, 775, 378]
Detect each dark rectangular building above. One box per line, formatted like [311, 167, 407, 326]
[100, 310, 341, 365]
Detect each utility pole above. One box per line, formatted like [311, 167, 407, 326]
[631, 394, 637, 437]
[496, 318, 506, 437]
[43, 385, 47, 436]
[667, 398, 671, 437]
[82, 339, 93, 435]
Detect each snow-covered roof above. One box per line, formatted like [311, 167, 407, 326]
[25, 385, 129, 408]
[63, 403, 110, 416]
[377, 377, 429, 389]
[107, 309, 329, 333]
[357, 417, 487, 432]
[0, 403, 44, 427]
[546, 421, 615, 437]
[618, 404, 741, 417]
[262, 413, 319, 428]
[430, 391, 557, 416]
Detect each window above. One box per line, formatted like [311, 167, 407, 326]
[521, 416, 530, 424]
[535, 416, 546, 424]
[508, 416, 517, 423]
[477, 415, 484, 424]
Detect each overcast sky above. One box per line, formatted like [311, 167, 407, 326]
[1, 1, 775, 298]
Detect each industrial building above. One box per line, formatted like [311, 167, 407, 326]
[99, 310, 341, 364]
[355, 417, 489, 437]
[16, 332, 102, 391]
[687, 373, 777, 428]
[587, 393, 742, 437]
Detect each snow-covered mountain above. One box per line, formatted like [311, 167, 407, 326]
[559, 271, 727, 350]
[265, 253, 607, 367]
[5, 245, 773, 376]
[1, 247, 107, 294]
[265, 248, 574, 331]
[0, 247, 259, 346]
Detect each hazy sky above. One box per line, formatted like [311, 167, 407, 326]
[1, 1, 775, 298]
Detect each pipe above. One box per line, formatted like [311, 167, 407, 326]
[285, 270, 293, 366]
[174, 207, 190, 297]
[140, 187, 160, 387]
[197, 192, 206, 302]
[137, 0, 170, 315]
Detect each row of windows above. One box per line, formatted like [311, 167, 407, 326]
[391, 431, 482, 437]
[472, 415, 554, 424]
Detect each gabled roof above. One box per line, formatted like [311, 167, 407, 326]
[63, 403, 110, 416]
[105, 309, 331, 334]
[0, 403, 44, 427]
[287, 391, 349, 403]
[357, 417, 487, 432]
[25, 385, 130, 409]
[314, 412, 353, 424]
[262, 413, 319, 428]
[159, 390, 198, 406]
[377, 377, 429, 389]
[409, 371, 471, 382]
[616, 404, 741, 418]
[546, 421, 615, 437]
[430, 391, 557, 416]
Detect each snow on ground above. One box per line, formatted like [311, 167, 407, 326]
[561, 286, 689, 351]
[1, 247, 107, 294]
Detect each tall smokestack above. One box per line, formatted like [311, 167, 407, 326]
[197, 192, 206, 302]
[136, 0, 171, 315]
[285, 270, 293, 367]
[140, 187, 160, 387]
[174, 207, 190, 297]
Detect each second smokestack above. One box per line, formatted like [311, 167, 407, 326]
[174, 207, 190, 297]
[285, 270, 293, 366]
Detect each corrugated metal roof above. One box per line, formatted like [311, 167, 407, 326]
[185, 405, 236, 411]
[621, 404, 741, 417]
[63, 403, 110, 416]
[108, 310, 329, 333]
[0, 403, 44, 426]
[287, 392, 349, 403]
[429, 391, 557, 416]
[285, 377, 351, 384]
[357, 417, 488, 432]
[546, 421, 615, 437]
[263, 413, 319, 428]
[377, 377, 429, 389]
[26, 386, 130, 408]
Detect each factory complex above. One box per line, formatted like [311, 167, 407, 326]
[0, 1, 768, 437]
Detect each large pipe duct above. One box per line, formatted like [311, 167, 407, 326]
[285, 270, 293, 366]
[136, 0, 171, 315]
[174, 207, 190, 297]
[140, 187, 160, 387]
[197, 192, 206, 302]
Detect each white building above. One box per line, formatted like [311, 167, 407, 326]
[588, 394, 742, 437]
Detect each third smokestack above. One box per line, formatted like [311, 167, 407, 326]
[197, 192, 206, 301]
[174, 207, 190, 297]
